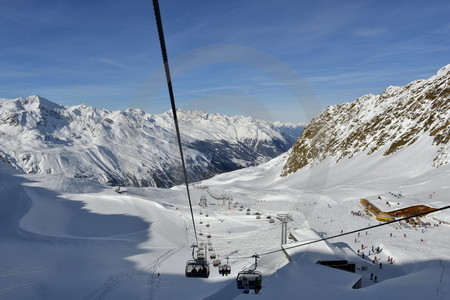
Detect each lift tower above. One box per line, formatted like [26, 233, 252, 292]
[276, 214, 293, 245]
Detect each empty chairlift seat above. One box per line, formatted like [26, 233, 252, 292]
[197, 251, 205, 260]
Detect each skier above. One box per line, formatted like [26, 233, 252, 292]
[243, 277, 249, 294]
[254, 277, 261, 294]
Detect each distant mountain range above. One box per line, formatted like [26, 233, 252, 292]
[0, 95, 303, 187]
[282, 64, 450, 176]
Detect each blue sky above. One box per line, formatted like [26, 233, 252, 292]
[1, 0, 449, 123]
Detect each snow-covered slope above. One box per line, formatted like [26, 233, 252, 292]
[282, 64, 450, 176]
[0, 96, 303, 187]
[1, 121, 449, 299]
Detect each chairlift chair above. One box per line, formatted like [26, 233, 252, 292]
[185, 260, 210, 278]
[185, 245, 209, 278]
[236, 270, 262, 289]
[197, 251, 205, 260]
[219, 265, 231, 276]
[213, 259, 221, 266]
[236, 254, 261, 289]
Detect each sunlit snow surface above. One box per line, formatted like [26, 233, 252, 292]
[1, 134, 449, 299]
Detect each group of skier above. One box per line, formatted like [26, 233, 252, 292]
[242, 277, 261, 294]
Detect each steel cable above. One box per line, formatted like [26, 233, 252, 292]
[152, 0, 198, 246]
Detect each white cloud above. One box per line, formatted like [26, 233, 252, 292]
[353, 27, 389, 38]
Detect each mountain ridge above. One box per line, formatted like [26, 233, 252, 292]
[0, 95, 303, 187]
[281, 64, 450, 176]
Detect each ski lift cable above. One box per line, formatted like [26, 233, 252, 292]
[227, 205, 450, 260]
[152, 0, 198, 246]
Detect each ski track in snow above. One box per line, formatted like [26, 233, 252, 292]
[82, 248, 178, 300]
[82, 206, 193, 300]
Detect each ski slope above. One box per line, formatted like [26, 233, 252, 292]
[1, 133, 449, 299]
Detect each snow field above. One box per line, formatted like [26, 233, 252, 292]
[1, 129, 450, 299]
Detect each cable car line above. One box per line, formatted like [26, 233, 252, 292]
[227, 205, 450, 260]
[152, 0, 198, 246]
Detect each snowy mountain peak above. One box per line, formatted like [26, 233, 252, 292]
[0, 97, 303, 187]
[281, 65, 450, 176]
[26, 95, 64, 110]
[434, 63, 450, 78]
